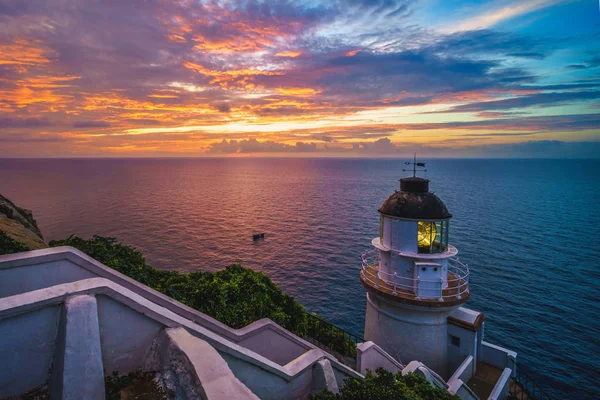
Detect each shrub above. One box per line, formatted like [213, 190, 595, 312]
[0, 231, 30, 254]
[310, 368, 460, 400]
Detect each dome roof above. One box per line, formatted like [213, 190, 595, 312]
[378, 177, 452, 220]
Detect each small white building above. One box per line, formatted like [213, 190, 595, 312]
[361, 174, 518, 399]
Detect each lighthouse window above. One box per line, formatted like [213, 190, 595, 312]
[450, 335, 461, 348]
[418, 220, 449, 254]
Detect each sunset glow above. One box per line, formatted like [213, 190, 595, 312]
[0, 0, 598, 157]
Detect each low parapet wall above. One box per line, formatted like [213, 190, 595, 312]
[448, 355, 474, 386]
[481, 341, 517, 374]
[488, 368, 512, 400]
[356, 341, 404, 375]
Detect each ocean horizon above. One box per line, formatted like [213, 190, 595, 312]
[1, 157, 599, 398]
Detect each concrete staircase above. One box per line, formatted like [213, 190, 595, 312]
[0, 248, 360, 399]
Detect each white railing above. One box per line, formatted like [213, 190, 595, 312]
[360, 249, 470, 301]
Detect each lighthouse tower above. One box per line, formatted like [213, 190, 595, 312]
[360, 161, 470, 378]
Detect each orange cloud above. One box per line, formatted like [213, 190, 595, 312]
[192, 37, 264, 53]
[0, 39, 54, 73]
[275, 51, 302, 58]
[148, 94, 179, 99]
[0, 75, 79, 112]
[81, 91, 214, 115]
[345, 49, 361, 57]
[184, 61, 285, 89]
[276, 87, 322, 96]
[167, 34, 187, 43]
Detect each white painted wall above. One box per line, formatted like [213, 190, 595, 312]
[481, 341, 517, 373]
[96, 295, 164, 374]
[488, 368, 512, 400]
[0, 259, 96, 298]
[447, 323, 478, 375]
[221, 353, 313, 400]
[382, 216, 392, 247]
[364, 292, 459, 379]
[383, 218, 418, 253]
[448, 355, 474, 386]
[0, 305, 61, 397]
[238, 327, 307, 366]
[356, 341, 404, 375]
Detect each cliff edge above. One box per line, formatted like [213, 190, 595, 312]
[0, 194, 47, 250]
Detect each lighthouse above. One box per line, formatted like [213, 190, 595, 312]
[360, 160, 470, 379]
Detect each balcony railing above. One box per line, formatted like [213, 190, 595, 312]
[360, 249, 470, 302]
[512, 362, 553, 400]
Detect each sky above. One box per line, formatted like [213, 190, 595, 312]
[0, 0, 599, 157]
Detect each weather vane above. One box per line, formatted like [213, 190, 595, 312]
[402, 153, 426, 177]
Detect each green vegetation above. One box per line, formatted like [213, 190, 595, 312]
[310, 368, 460, 400]
[0, 231, 30, 254]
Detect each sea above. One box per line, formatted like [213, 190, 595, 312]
[1, 158, 599, 399]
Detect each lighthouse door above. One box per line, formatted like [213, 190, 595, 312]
[414, 262, 443, 299]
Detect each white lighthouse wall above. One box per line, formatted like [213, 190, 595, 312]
[378, 250, 391, 275]
[380, 255, 449, 294]
[384, 218, 418, 253]
[382, 216, 392, 246]
[389, 254, 415, 290]
[382, 218, 417, 253]
[364, 293, 457, 379]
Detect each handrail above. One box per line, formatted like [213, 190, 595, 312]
[361, 249, 470, 300]
[512, 362, 553, 400]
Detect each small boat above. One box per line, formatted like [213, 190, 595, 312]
[252, 233, 265, 240]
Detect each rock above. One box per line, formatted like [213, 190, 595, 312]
[0, 194, 47, 250]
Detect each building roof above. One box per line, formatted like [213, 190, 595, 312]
[378, 177, 452, 220]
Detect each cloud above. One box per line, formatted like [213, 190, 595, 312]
[428, 30, 552, 59]
[215, 103, 231, 113]
[403, 113, 600, 132]
[565, 64, 588, 70]
[358, 137, 401, 154]
[0, 117, 53, 128]
[0, 1, 28, 17]
[472, 140, 600, 158]
[0, 0, 597, 157]
[73, 121, 111, 128]
[0, 133, 69, 143]
[428, 92, 600, 113]
[445, 0, 567, 33]
[208, 138, 318, 153]
[289, 49, 503, 103]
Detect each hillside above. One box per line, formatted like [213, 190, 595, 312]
[0, 194, 47, 250]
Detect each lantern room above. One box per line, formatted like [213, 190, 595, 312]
[378, 177, 452, 255]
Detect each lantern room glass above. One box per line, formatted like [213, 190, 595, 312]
[417, 220, 449, 253]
